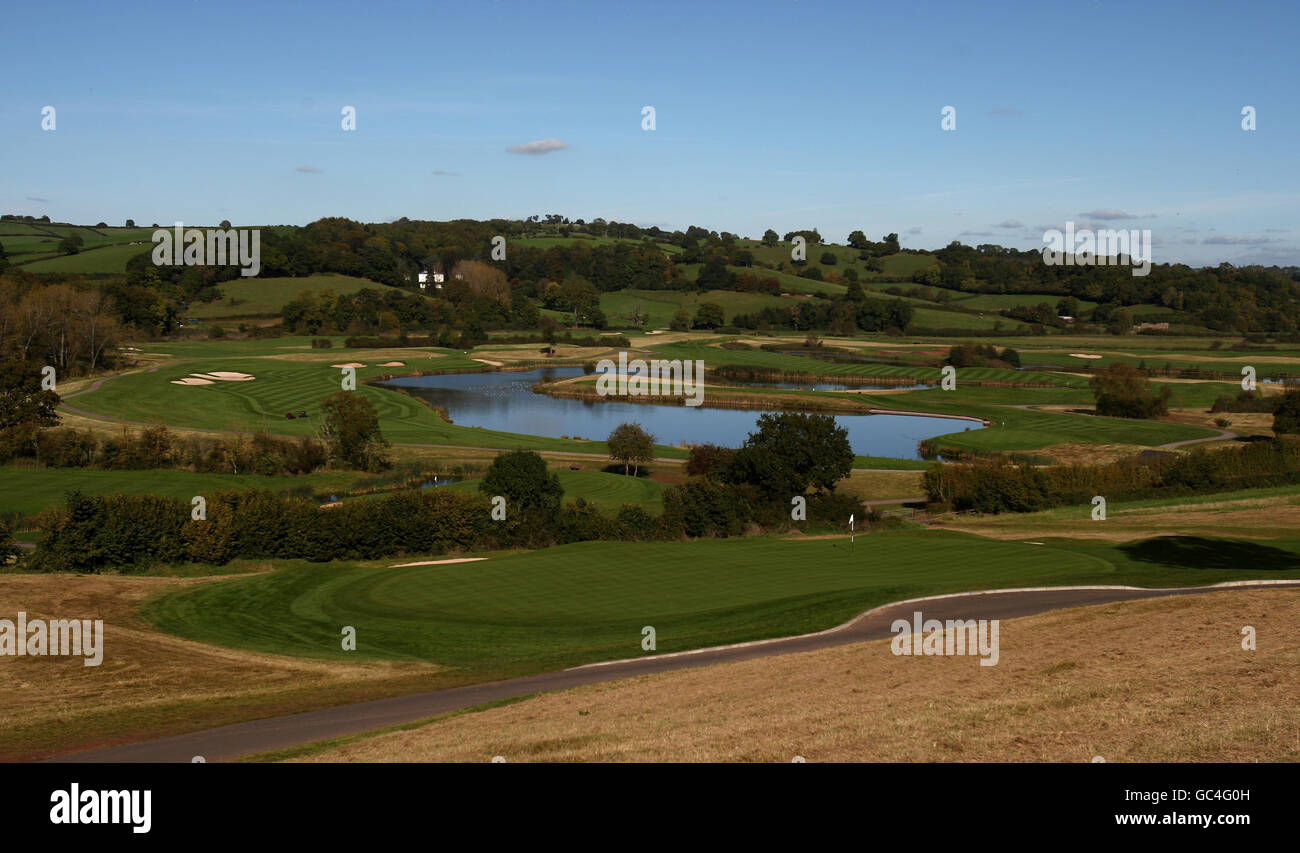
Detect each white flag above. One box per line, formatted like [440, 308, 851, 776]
[849, 513, 854, 530]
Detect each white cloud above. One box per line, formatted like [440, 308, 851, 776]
[506, 138, 568, 155]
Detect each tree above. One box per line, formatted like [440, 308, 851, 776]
[125, 219, 135, 227]
[607, 422, 656, 476]
[1090, 362, 1170, 419]
[1107, 307, 1133, 335]
[696, 255, 733, 290]
[0, 359, 61, 461]
[693, 302, 725, 329]
[1273, 391, 1300, 436]
[723, 413, 853, 498]
[480, 450, 563, 519]
[0, 517, 15, 566]
[319, 391, 389, 470]
[761, 229, 779, 247]
[685, 443, 735, 478]
[669, 307, 691, 331]
[819, 251, 837, 266]
[220, 219, 232, 228]
[847, 230, 869, 249]
[560, 275, 599, 328]
[58, 234, 84, 255]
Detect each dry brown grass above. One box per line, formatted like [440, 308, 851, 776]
[1168, 408, 1274, 436]
[0, 574, 440, 760]
[1030, 443, 1157, 465]
[292, 590, 1300, 763]
[840, 470, 924, 500]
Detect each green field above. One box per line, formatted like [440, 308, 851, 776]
[187, 274, 394, 319]
[0, 466, 354, 517]
[20, 242, 153, 274]
[141, 530, 1297, 673]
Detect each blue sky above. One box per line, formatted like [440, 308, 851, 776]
[3, 0, 1297, 266]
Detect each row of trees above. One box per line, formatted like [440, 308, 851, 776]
[923, 241, 1300, 334]
[0, 281, 123, 375]
[923, 434, 1300, 514]
[22, 412, 861, 572]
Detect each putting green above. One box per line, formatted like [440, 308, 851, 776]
[141, 531, 1280, 673]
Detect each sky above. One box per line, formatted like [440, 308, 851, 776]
[2, 0, 1298, 267]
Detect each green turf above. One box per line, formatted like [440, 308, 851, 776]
[186, 274, 400, 319]
[0, 466, 354, 517]
[20, 242, 153, 273]
[140, 530, 1298, 673]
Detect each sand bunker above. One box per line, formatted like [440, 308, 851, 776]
[170, 377, 214, 386]
[331, 362, 367, 369]
[1069, 353, 1103, 359]
[203, 371, 255, 380]
[387, 558, 488, 568]
[379, 361, 405, 367]
[472, 358, 504, 367]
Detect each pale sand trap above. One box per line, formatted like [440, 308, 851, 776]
[1069, 353, 1104, 359]
[331, 362, 367, 369]
[472, 358, 503, 367]
[379, 361, 405, 367]
[170, 377, 214, 386]
[190, 372, 255, 382]
[388, 558, 488, 568]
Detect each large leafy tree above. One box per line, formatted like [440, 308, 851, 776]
[319, 391, 389, 470]
[480, 450, 563, 520]
[1272, 391, 1300, 436]
[1090, 362, 1170, 419]
[0, 360, 61, 461]
[724, 412, 853, 498]
[693, 302, 725, 329]
[607, 423, 655, 477]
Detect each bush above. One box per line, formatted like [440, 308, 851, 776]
[660, 480, 750, 538]
[685, 443, 735, 478]
[36, 428, 98, 467]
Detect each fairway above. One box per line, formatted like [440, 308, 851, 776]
[141, 531, 1292, 673]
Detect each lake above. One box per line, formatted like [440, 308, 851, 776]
[383, 367, 980, 459]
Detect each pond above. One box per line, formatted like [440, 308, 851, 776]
[383, 367, 980, 459]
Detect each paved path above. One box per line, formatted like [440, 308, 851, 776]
[49, 581, 1299, 763]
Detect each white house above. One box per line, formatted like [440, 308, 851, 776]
[417, 270, 445, 290]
